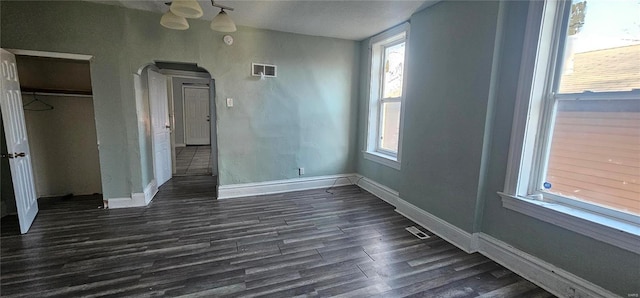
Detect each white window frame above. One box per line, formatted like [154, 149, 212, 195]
[364, 23, 409, 170]
[499, 0, 640, 254]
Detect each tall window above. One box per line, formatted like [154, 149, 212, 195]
[543, 0, 640, 217]
[503, 0, 639, 252]
[365, 24, 409, 169]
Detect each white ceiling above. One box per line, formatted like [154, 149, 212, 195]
[86, 0, 438, 40]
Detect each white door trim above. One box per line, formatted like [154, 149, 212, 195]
[6, 49, 93, 61]
[167, 76, 176, 174]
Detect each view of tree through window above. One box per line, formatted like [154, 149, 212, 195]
[382, 42, 405, 98]
[379, 42, 405, 153]
[544, 0, 640, 215]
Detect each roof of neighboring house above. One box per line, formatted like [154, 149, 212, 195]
[558, 44, 640, 94]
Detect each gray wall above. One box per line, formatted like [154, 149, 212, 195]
[134, 68, 154, 190]
[356, 0, 639, 295]
[400, 1, 498, 232]
[1, 1, 360, 195]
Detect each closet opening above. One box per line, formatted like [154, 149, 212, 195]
[1, 53, 102, 235]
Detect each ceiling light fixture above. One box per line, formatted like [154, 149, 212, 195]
[210, 9, 236, 32]
[210, 1, 236, 32]
[170, 0, 203, 19]
[160, 1, 237, 33]
[160, 10, 190, 30]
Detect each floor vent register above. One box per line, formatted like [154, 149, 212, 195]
[406, 226, 430, 239]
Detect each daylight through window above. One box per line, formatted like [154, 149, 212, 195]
[364, 25, 408, 169]
[541, 0, 640, 216]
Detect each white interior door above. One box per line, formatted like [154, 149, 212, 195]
[147, 69, 172, 187]
[183, 86, 210, 145]
[0, 49, 38, 234]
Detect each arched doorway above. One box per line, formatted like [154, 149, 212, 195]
[135, 61, 218, 191]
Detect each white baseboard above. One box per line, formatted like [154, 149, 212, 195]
[218, 173, 358, 199]
[107, 180, 158, 209]
[476, 233, 618, 298]
[107, 196, 146, 209]
[356, 176, 400, 207]
[144, 179, 158, 205]
[394, 197, 477, 253]
[354, 175, 475, 253]
[358, 175, 618, 297]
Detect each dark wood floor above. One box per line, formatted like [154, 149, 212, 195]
[1, 176, 553, 297]
[175, 146, 213, 176]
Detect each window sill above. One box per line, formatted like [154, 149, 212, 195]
[498, 192, 640, 254]
[363, 151, 401, 170]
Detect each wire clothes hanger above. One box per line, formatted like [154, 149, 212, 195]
[23, 92, 54, 111]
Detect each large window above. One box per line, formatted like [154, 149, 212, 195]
[364, 24, 409, 169]
[502, 0, 639, 253]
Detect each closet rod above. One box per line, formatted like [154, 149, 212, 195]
[21, 91, 92, 98]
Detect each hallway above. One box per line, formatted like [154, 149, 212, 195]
[175, 145, 212, 176]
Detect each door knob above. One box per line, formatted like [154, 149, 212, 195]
[165, 125, 171, 129]
[15, 152, 25, 157]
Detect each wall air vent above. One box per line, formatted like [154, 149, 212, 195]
[252, 63, 277, 78]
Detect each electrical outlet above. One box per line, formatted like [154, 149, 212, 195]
[226, 98, 233, 107]
[298, 167, 304, 175]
